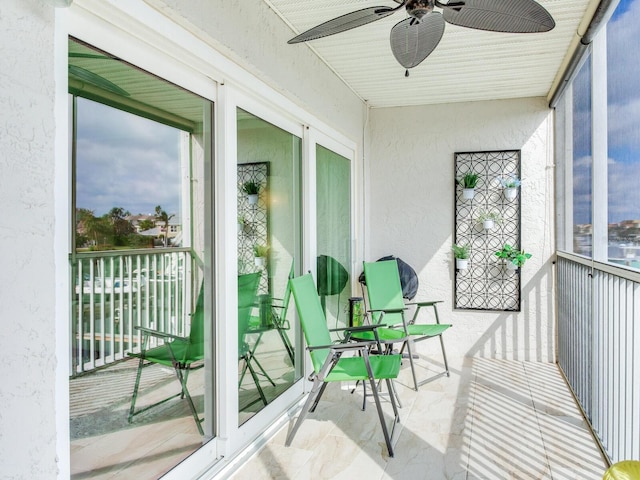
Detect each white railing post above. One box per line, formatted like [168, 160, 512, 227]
[71, 248, 194, 376]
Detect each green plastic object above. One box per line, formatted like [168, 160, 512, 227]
[316, 254, 348, 296]
[237, 272, 274, 406]
[603, 461, 640, 480]
[237, 272, 261, 356]
[128, 284, 206, 434]
[287, 273, 402, 457]
[360, 259, 452, 390]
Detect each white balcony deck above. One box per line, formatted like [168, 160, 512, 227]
[229, 356, 608, 480]
[70, 353, 608, 479]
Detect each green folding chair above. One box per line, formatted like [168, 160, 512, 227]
[237, 272, 272, 406]
[246, 262, 295, 364]
[128, 285, 205, 434]
[286, 273, 402, 457]
[362, 259, 451, 390]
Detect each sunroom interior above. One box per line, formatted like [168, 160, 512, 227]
[7, 0, 639, 478]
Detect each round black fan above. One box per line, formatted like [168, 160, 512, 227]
[288, 0, 555, 75]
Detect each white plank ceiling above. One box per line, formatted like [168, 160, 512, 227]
[263, 0, 593, 107]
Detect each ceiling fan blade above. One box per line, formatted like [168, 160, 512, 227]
[288, 4, 404, 44]
[390, 13, 445, 69]
[441, 0, 555, 33]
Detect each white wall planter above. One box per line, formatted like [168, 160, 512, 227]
[254, 256, 266, 267]
[456, 258, 469, 270]
[483, 219, 495, 230]
[462, 188, 475, 200]
[247, 193, 259, 205]
[505, 261, 518, 271]
[504, 187, 518, 200]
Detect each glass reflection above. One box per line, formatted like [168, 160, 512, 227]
[316, 145, 351, 330]
[607, 0, 640, 267]
[237, 109, 301, 423]
[572, 54, 593, 257]
[69, 38, 213, 479]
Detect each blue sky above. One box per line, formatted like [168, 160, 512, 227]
[75, 97, 181, 217]
[573, 0, 640, 225]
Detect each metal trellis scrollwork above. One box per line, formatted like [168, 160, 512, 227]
[454, 150, 521, 311]
[238, 162, 270, 294]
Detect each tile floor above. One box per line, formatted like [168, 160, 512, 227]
[69, 329, 295, 480]
[228, 356, 608, 480]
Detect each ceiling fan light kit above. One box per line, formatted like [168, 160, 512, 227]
[288, 0, 555, 75]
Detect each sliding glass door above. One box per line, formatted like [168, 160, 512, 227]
[236, 108, 302, 423]
[316, 144, 352, 330]
[69, 37, 214, 479]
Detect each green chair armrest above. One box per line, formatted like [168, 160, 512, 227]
[368, 307, 407, 314]
[134, 326, 186, 343]
[407, 300, 443, 307]
[308, 341, 374, 352]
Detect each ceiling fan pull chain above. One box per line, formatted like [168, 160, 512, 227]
[405, 69, 410, 77]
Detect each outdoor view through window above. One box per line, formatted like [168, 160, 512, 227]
[74, 97, 183, 251]
[572, 0, 640, 266]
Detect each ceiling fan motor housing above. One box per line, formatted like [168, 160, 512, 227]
[406, 0, 435, 20]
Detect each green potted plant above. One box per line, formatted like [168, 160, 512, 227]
[242, 181, 260, 205]
[237, 215, 245, 234]
[499, 176, 521, 201]
[253, 244, 269, 266]
[495, 243, 532, 271]
[452, 243, 470, 270]
[477, 210, 502, 230]
[456, 172, 479, 200]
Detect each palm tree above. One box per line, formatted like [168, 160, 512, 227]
[154, 205, 175, 247]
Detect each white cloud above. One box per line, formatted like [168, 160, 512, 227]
[75, 99, 182, 216]
[605, 0, 640, 151]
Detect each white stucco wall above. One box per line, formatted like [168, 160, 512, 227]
[0, 0, 60, 478]
[146, 0, 365, 144]
[0, 1, 366, 477]
[368, 98, 556, 361]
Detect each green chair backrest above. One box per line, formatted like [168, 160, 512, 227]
[290, 274, 333, 374]
[238, 272, 261, 353]
[363, 259, 405, 327]
[187, 284, 205, 359]
[280, 261, 295, 318]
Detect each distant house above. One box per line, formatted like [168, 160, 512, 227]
[128, 214, 182, 246]
[126, 214, 156, 233]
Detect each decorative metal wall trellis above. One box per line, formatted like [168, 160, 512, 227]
[454, 150, 521, 311]
[238, 162, 270, 294]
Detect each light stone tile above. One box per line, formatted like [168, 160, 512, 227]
[71, 418, 200, 479]
[228, 357, 608, 480]
[71, 357, 610, 479]
[292, 432, 388, 480]
[228, 444, 313, 480]
[522, 362, 607, 480]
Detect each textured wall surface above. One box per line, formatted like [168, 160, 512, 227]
[148, 0, 365, 143]
[368, 98, 556, 361]
[0, 0, 59, 478]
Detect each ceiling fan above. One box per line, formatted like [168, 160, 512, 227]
[288, 0, 555, 76]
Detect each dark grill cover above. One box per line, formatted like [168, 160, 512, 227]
[358, 255, 419, 300]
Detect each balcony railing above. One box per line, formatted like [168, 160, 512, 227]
[70, 248, 197, 376]
[557, 252, 640, 464]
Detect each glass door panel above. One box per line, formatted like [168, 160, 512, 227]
[316, 145, 351, 330]
[237, 108, 302, 424]
[69, 38, 214, 479]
